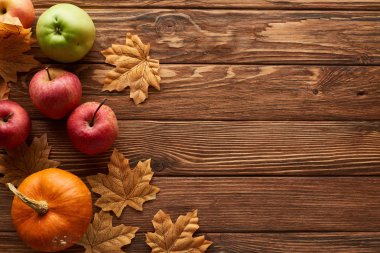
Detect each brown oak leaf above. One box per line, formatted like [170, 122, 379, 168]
[87, 149, 160, 217]
[0, 134, 60, 186]
[146, 209, 212, 253]
[0, 21, 39, 83]
[78, 211, 139, 253]
[0, 81, 10, 100]
[101, 33, 161, 104]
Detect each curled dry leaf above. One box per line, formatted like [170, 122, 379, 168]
[0, 134, 60, 186]
[0, 81, 10, 100]
[87, 149, 160, 217]
[146, 209, 213, 253]
[101, 33, 161, 104]
[0, 15, 22, 26]
[77, 211, 139, 253]
[0, 20, 39, 83]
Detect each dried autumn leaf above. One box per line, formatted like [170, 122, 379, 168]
[0, 81, 10, 100]
[146, 209, 212, 253]
[0, 15, 22, 26]
[87, 149, 160, 217]
[0, 21, 39, 83]
[78, 211, 139, 253]
[101, 33, 161, 104]
[0, 134, 60, 186]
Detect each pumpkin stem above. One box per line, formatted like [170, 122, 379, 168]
[7, 183, 49, 215]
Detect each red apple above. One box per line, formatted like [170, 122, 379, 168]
[0, 100, 31, 149]
[0, 0, 35, 28]
[29, 67, 82, 120]
[67, 99, 118, 155]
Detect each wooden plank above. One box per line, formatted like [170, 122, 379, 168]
[206, 233, 380, 252]
[3, 232, 380, 253]
[31, 9, 380, 65]
[2, 177, 380, 232]
[32, 0, 380, 10]
[13, 65, 380, 120]
[3, 120, 379, 176]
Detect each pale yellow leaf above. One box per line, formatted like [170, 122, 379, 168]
[87, 149, 160, 217]
[101, 33, 161, 104]
[146, 209, 213, 253]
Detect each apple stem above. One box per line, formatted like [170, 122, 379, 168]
[90, 98, 108, 127]
[2, 112, 14, 122]
[45, 67, 52, 81]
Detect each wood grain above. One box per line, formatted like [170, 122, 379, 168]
[32, 0, 380, 10]
[2, 120, 379, 176]
[2, 1, 380, 252]
[2, 177, 380, 232]
[3, 232, 380, 252]
[206, 232, 380, 252]
[12, 65, 380, 120]
[31, 9, 380, 65]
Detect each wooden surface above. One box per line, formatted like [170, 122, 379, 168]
[1, 0, 380, 252]
[31, 10, 380, 65]
[4, 232, 380, 253]
[31, 0, 380, 10]
[14, 65, 380, 120]
[17, 120, 380, 176]
[3, 177, 380, 232]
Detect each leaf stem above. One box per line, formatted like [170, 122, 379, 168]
[7, 183, 48, 215]
[90, 98, 107, 127]
[45, 67, 52, 81]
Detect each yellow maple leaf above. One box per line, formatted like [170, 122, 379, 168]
[0, 134, 60, 186]
[101, 33, 161, 104]
[146, 209, 213, 253]
[0, 21, 39, 83]
[87, 149, 160, 217]
[78, 211, 138, 253]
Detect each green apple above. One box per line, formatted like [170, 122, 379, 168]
[36, 4, 96, 63]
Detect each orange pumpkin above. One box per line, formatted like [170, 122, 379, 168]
[7, 168, 92, 252]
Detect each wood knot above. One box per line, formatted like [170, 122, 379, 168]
[151, 159, 165, 172]
[155, 16, 181, 35]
